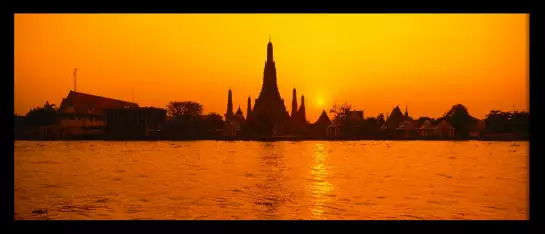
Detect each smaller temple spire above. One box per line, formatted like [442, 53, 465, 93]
[269, 33, 271, 42]
[405, 105, 409, 117]
[226, 89, 234, 120]
[73, 68, 77, 92]
[298, 95, 306, 123]
[247, 95, 252, 119]
[291, 87, 298, 118]
[235, 105, 245, 121]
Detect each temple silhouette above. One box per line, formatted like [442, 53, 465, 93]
[15, 37, 527, 141]
[224, 37, 309, 137]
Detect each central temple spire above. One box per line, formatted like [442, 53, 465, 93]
[259, 37, 279, 98]
[247, 37, 290, 135]
[267, 36, 274, 63]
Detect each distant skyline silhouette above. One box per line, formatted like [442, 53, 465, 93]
[14, 14, 528, 121]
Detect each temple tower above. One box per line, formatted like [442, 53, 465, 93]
[291, 88, 298, 118]
[298, 95, 306, 123]
[225, 89, 234, 120]
[247, 96, 252, 119]
[246, 37, 290, 135]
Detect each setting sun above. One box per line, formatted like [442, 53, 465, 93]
[317, 99, 324, 107]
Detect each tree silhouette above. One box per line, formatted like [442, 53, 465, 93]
[484, 110, 528, 135]
[166, 101, 203, 118]
[378, 113, 385, 126]
[203, 112, 224, 131]
[510, 111, 529, 135]
[25, 101, 58, 126]
[484, 110, 507, 133]
[440, 104, 477, 137]
[329, 102, 352, 125]
[361, 117, 379, 136]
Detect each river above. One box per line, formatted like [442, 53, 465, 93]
[14, 140, 528, 220]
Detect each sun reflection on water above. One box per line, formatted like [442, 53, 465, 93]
[14, 141, 528, 220]
[309, 143, 334, 219]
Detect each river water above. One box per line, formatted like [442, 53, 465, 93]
[14, 140, 528, 220]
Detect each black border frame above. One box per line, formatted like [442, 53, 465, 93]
[7, 1, 538, 231]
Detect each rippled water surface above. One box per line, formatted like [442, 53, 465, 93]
[14, 141, 528, 220]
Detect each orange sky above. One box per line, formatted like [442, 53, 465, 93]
[14, 14, 528, 121]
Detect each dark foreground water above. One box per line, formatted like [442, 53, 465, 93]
[14, 141, 528, 220]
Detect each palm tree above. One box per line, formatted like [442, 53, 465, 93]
[25, 101, 59, 126]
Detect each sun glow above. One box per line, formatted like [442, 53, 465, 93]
[316, 99, 324, 107]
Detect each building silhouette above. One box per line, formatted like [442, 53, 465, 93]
[104, 107, 166, 138]
[57, 91, 139, 137]
[310, 109, 337, 137]
[235, 105, 245, 121]
[384, 105, 409, 130]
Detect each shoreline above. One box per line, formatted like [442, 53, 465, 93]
[14, 136, 528, 142]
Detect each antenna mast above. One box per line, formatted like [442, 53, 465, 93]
[73, 68, 77, 92]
